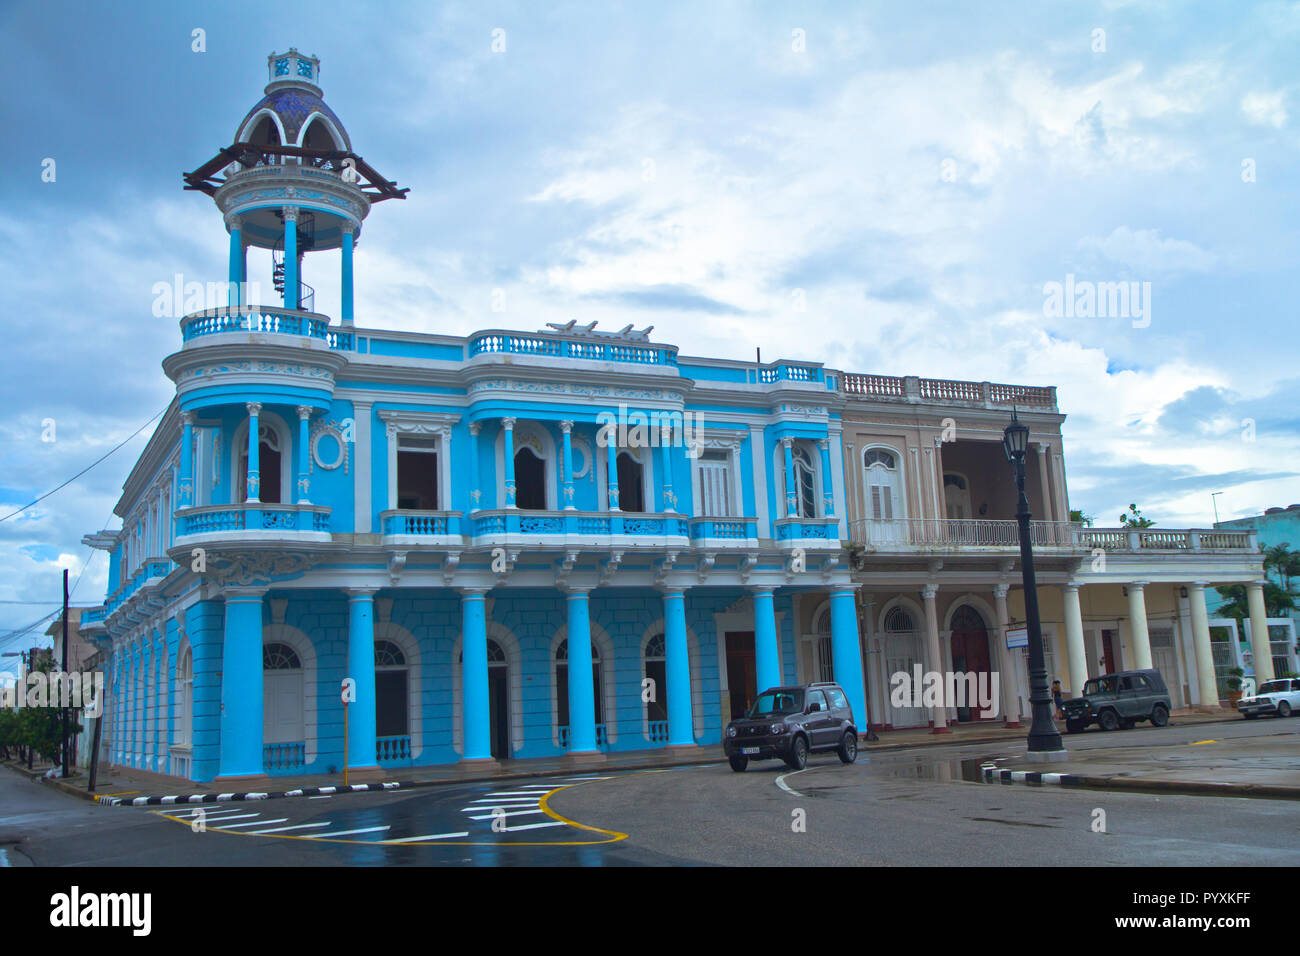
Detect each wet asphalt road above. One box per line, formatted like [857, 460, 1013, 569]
[2, 718, 1296, 867]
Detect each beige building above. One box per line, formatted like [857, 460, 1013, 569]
[791, 371, 1268, 732]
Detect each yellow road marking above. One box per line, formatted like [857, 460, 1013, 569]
[1189, 739, 1216, 745]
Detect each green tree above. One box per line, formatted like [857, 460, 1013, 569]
[1118, 503, 1155, 528]
[1069, 509, 1094, 527]
[1215, 582, 1297, 622]
[1262, 543, 1297, 592]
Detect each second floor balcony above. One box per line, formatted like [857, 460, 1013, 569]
[850, 518, 1258, 556]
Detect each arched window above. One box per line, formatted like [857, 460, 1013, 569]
[882, 603, 925, 728]
[263, 642, 304, 752]
[864, 446, 904, 521]
[793, 443, 818, 518]
[177, 646, 193, 748]
[883, 606, 915, 632]
[944, 472, 972, 519]
[515, 446, 547, 510]
[643, 633, 668, 727]
[375, 640, 408, 742]
[263, 643, 301, 669]
[556, 638, 603, 735]
[237, 422, 285, 504]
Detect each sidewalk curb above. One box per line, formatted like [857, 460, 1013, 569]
[981, 766, 1300, 801]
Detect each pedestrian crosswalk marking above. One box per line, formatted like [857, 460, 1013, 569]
[215, 818, 289, 830]
[312, 825, 391, 838]
[250, 822, 333, 834]
[384, 832, 471, 843]
[468, 809, 546, 820]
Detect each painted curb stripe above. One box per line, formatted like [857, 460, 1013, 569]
[100, 780, 405, 806]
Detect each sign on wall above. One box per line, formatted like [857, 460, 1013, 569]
[1005, 627, 1028, 649]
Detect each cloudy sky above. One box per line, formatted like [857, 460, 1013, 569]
[1, 0, 1298, 667]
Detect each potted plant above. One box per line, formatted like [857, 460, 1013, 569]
[1225, 666, 1245, 704]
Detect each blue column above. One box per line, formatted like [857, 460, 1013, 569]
[606, 434, 620, 510]
[218, 591, 264, 779]
[126, 650, 136, 765]
[347, 590, 379, 771]
[284, 208, 299, 310]
[227, 218, 243, 307]
[341, 226, 355, 325]
[246, 403, 261, 502]
[659, 424, 674, 512]
[818, 438, 834, 516]
[561, 421, 575, 509]
[753, 589, 781, 692]
[829, 587, 868, 729]
[178, 411, 194, 507]
[565, 590, 599, 753]
[296, 406, 312, 504]
[782, 438, 797, 517]
[461, 590, 492, 761]
[502, 418, 517, 507]
[663, 590, 694, 747]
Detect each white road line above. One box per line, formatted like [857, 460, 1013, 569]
[172, 808, 251, 818]
[467, 798, 539, 805]
[467, 809, 546, 820]
[501, 821, 566, 832]
[214, 818, 289, 830]
[196, 813, 261, 823]
[311, 826, 391, 838]
[248, 822, 333, 834]
[483, 791, 552, 796]
[775, 770, 806, 797]
[461, 803, 539, 812]
[384, 832, 470, 843]
[308, 795, 333, 800]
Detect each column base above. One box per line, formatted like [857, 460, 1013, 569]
[1023, 749, 1070, 763]
[1003, 720, 1023, 729]
[457, 757, 501, 772]
[213, 773, 273, 789]
[561, 750, 608, 767]
[930, 726, 952, 735]
[341, 765, 387, 783]
[1190, 704, 1228, 715]
[662, 743, 699, 757]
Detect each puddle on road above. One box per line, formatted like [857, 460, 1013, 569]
[873, 757, 991, 783]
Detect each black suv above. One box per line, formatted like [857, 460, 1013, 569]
[1060, 668, 1172, 733]
[723, 683, 858, 771]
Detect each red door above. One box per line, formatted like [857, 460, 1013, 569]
[726, 632, 757, 720]
[1101, 630, 1118, 675]
[950, 629, 993, 721]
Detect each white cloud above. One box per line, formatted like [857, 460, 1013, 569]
[1241, 89, 1287, 127]
[1077, 226, 1216, 275]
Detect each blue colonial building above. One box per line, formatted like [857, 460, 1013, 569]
[81, 50, 1271, 784]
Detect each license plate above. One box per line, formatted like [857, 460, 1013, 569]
[741, 747, 759, 755]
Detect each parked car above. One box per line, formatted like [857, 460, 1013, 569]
[1236, 678, 1300, 719]
[1061, 669, 1172, 733]
[723, 682, 858, 771]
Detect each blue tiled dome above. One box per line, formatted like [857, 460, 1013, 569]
[236, 86, 351, 151]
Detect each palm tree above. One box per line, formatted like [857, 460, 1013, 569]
[1262, 543, 1297, 592]
[1215, 582, 1298, 622]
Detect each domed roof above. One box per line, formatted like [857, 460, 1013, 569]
[234, 49, 351, 152]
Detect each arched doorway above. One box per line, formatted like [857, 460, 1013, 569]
[943, 473, 972, 519]
[263, 642, 305, 769]
[555, 638, 604, 748]
[515, 447, 547, 510]
[375, 640, 409, 761]
[948, 604, 992, 722]
[643, 633, 668, 742]
[617, 451, 646, 512]
[882, 604, 926, 728]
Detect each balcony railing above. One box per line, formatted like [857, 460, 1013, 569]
[469, 331, 678, 367]
[648, 720, 669, 743]
[180, 306, 354, 350]
[377, 735, 412, 763]
[471, 510, 690, 539]
[689, 517, 759, 541]
[558, 724, 609, 749]
[851, 518, 1082, 550]
[840, 373, 1056, 410]
[1082, 528, 1256, 552]
[773, 516, 842, 542]
[264, 741, 306, 772]
[380, 510, 462, 536]
[757, 362, 823, 384]
[176, 503, 331, 535]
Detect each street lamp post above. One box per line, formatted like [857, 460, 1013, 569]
[1002, 410, 1066, 760]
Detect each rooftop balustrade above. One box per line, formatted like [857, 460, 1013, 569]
[840, 373, 1057, 410]
[468, 330, 678, 367]
[180, 306, 354, 350]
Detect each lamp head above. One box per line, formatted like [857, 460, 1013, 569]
[1003, 407, 1029, 463]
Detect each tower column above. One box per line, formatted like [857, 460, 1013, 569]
[561, 421, 576, 509]
[341, 224, 355, 325]
[994, 584, 1020, 726]
[564, 589, 601, 758]
[178, 411, 195, 508]
[346, 589, 380, 774]
[296, 406, 312, 505]
[460, 589, 495, 764]
[662, 589, 694, 748]
[468, 422, 482, 512]
[217, 589, 266, 782]
[818, 439, 835, 517]
[245, 402, 262, 503]
[660, 423, 675, 512]
[605, 426, 620, 510]
[283, 206, 299, 310]
[227, 215, 243, 307]
[1188, 582, 1220, 709]
[1062, 583, 1089, 699]
[1247, 581, 1275, 683]
[922, 584, 949, 733]
[829, 587, 867, 728]
[502, 417, 517, 507]
[752, 588, 781, 693]
[1126, 582, 1152, 670]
